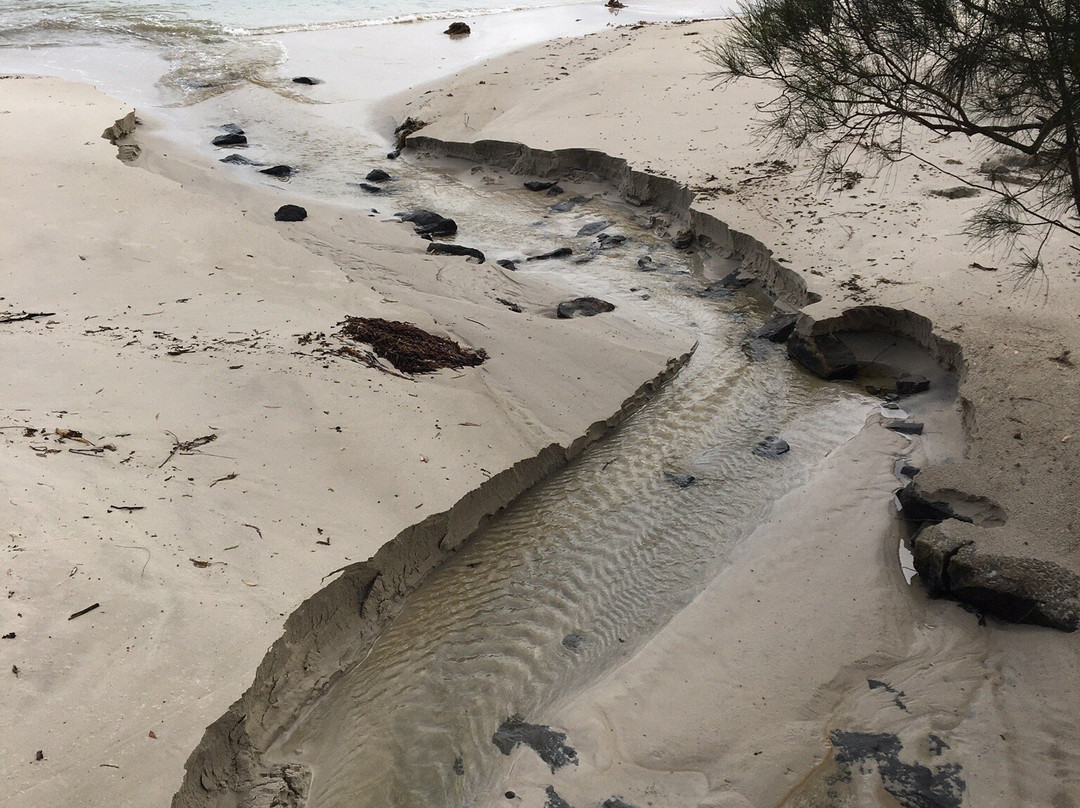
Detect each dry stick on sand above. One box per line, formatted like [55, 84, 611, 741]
[159, 431, 217, 468]
[0, 311, 55, 324]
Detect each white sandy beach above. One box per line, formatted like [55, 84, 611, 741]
[0, 73, 690, 807]
[2, 9, 1079, 808]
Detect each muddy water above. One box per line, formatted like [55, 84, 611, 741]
[239, 155, 907, 807]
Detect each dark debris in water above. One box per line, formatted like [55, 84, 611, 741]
[830, 730, 965, 808]
[336, 317, 487, 374]
[753, 436, 790, 458]
[662, 469, 696, 488]
[561, 633, 585, 652]
[492, 715, 578, 773]
[867, 678, 908, 711]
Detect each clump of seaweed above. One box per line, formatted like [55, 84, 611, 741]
[336, 317, 487, 374]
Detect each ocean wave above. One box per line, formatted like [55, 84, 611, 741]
[232, 0, 593, 36]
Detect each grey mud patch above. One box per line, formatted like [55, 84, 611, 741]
[492, 715, 578, 772]
[829, 730, 965, 808]
[544, 785, 574, 808]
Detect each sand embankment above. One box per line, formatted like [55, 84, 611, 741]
[373, 16, 1080, 807]
[0, 75, 692, 808]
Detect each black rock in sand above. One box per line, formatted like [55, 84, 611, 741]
[426, 243, 485, 263]
[274, 205, 307, 222]
[557, 297, 615, 318]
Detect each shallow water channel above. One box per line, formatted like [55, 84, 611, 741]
[243, 152, 906, 807]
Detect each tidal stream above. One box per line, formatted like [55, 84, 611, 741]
[251, 155, 909, 807]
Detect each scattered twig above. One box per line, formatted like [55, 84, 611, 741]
[0, 311, 55, 324]
[1050, 350, 1074, 367]
[334, 345, 414, 380]
[98, 764, 120, 769]
[970, 262, 999, 272]
[68, 602, 100, 620]
[69, 446, 107, 457]
[242, 523, 263, 539]
[209, 472, 238, 487]
[159, 431, 217, 468]
[109, 505, 145, 512]
[114, 544, 151, 578]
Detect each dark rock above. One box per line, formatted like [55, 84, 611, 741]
[492, 715, 578, 773]
[396, 210, 457, 237]
[719, 270, 752, 288]
[356, 182, 385, 194]
[752, 312, 798, 342]
[496, 297, 523, 313]
[426, 243, 485, 263]
[415, 217, 457, 237]
[546, 184, 564, 196]
[896, 372, 931, 396]
[544, 786, 574, 808]
[259, 165, 292, 178]
[900, 464, 921, 478]
[741, 338, 772, 362]
[561, 633, 585, 651]
[219, 154, 263, 166]
[885, 420, 924, 434]
[365, 168, 392, 183]
[830, 730, 965, 808]
[524, 180, 557, 192]
[557, 297, 615, 318]
[595, 233, 627, 249]
[549, 196, 588, 213]
[929, 186, 980, 199]
[219, 123, 245, 135]
[662, 469, 696, 488]
[274, 204, 307, 222]
[386, 149, 400, 160]
[601, 799, 637, 808]
[291, 76, 322, 85]
[671, 229, 695, 249]
[453, 757, 465, 776]
[444, 21, 471, 36]
[896, 485, 974, 530]
[496, 259, 518, 271]
[211, 133, 247, 147]
[526, 247, 573, 262]
[395, 209, 445, 227]
[786, 333, 858, 380]
[637, 255, 664, 272]
[941, 544, 1079, 631]
[753, 435, 790, 458]
[697, 281, 733, 299]
[576, 221, 612, 237]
